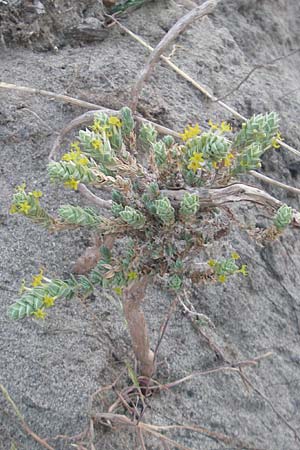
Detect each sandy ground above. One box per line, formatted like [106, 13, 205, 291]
[1, 0, 300, 449]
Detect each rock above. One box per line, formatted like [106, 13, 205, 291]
[67, 17, 108, 43]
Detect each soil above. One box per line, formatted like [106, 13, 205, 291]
[1, 0, 300, 449]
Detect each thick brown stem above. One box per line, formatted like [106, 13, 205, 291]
[123, 276, 155, 377]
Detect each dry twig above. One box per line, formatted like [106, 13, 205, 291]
[154, 352, 273, 390]
[214, 48, 300, 102]
[0, 384, 55, 450]
[0, 81, 102, 109]
[180, 292, 228, 362]
[92, 411, 266, 450]
[249, 170, 300, 196]
[239, 372, 300, 442]
[153, 296, 180, 367]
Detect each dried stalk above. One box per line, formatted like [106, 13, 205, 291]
[130, 0, 219, 112]
[214, 48, 300, 102]
[92, 411, 265, 450]
[0, 81, 102, 110]
[239, 371, 300, 442]
[155, 352, 273, 390]
[0, 384, 55, 450]
[249, 170, 300, 195]
[153, 296, 179, 367]
[77, 183, 112, 210]
[123, 276, 155, 377]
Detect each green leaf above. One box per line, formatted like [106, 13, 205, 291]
[125, 361, 140, 389]
[233, 112, 279, 151]
[58, 205, 102, 227]
[120, 106, 135, 136]
[139, 123, 157, 145]
[155, 197, 175, 226]
[179, 193, 199, 217]
[119, 206, 146, 229]
[274, 204, 293, 231]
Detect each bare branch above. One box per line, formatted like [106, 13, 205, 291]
[155, 352, 273, 390]
[130, 0, 219, 112]
[0, 384, 56, 450]
[77, 184, 112, 210]
[143, 423, 263, 450]
[239, 371, 300, 442]
[163, 183, 300, 225]
[93, 409, 268, 449]
[153, 296, 179, 367]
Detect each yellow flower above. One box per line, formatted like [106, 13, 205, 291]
[208, 259, 216, 267]
[77, 156, 89, 166]
[208, 119, 219, 130]
[43, 295, 55, 308]
[33, 309, 46, 320]
[231, 252, 240, 260]
[91, 119, 102, 133]
[272, 131, 282, 149]
[223, 152, 234, 167]
[32, 190, 42, 198]
[64, 179, 79, 190]
[16, 182, 26, 192]
[238, 264, 248, 276]
[19, 201, 31, 214]
[91, 139, 102, 150]
[187, 160, 199, 172]
[212, 161, 219, 169]
[31, 269, 44, 287]
[62, 152, 75, 162]
[218, 274, 227, 283]
[220, 121, 232, 133]
[63, 151, 89, 166]
[187, 152, 204, 172]
[127, 271, 138, 281]
[108, 116, 122, 127]
[71, 141, 81, 152]
[113, 287, 123, 296]
[180, 123, 201, 141]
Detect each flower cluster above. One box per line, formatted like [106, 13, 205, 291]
[10, 184, 55, 229]
[208, 253, 248, 283]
